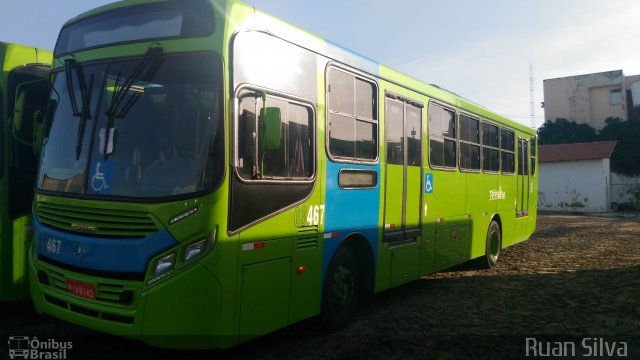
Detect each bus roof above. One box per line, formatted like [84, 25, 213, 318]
[0, 42, 52, 75]
[55, 0, 535, 136]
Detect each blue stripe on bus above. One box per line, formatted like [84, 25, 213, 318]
[33, 217, 176, 274]
[322, 161, 380, 281]
[324, 39, 380, 75]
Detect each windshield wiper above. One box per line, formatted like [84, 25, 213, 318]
[64, 59, 93, 160]
[64, 60, 80, 117]
[103, 46, 163, 157]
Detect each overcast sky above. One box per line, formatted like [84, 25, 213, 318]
[2, 0, 639, 128]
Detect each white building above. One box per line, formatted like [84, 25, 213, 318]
[537, 141, 617, 212]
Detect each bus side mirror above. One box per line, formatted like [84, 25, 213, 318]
[12, 83, 32, 146]
[33, 110, 45, 152]
[259, 107, 281, 151]
[12, 79, 49, 148]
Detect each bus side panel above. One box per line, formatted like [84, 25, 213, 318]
[8, 215, 32, 299]
[498, 171, 518, 247]
[424, 169, 468, 272]
[466, 172, 498, 260]
[322, 161, 380, 283]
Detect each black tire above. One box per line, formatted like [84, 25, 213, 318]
[482, 220, 502, 269]
[321, 247, 359, 330]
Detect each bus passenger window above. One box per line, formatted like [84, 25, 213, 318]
[327, 67, 377, 161]
[459, 114, 480, 171]
[428, 103, 456, 168]
[482, 122, 500, 172]
[501, 128, 515, 174]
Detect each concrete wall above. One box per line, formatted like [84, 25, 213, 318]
[611, 172, 640, 210]
[543, 70, 626, 129]
[538, 159, 611, 212]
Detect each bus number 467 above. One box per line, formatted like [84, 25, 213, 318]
[306, 205, 325, 226]
[46, 238, 62, 254]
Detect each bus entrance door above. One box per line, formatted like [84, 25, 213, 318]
[516, 138, 530, 217]
[383, 97, 422, 243]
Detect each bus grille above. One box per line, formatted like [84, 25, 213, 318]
[44, 295, 135, 324]
[35, 202, 159, 238]
[46, 268, 136, 306]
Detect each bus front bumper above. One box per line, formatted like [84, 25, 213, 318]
[29, 244, 228, 349]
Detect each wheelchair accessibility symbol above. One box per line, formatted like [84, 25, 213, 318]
[89, 161, 112, 194]
[424, 173, 433, 194]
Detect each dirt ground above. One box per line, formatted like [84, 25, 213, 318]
[1, 214, 639, 359]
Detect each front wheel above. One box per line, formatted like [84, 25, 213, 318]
[321, 247, 359, 330]
[482, 220, 502, 269]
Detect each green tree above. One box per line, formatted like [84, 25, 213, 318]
[537, 118, 596, 145]
[598, 117, 640, 175]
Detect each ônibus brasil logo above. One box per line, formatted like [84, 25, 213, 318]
[7, 336, 72, 359]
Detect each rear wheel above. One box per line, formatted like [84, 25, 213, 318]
[321, 247, 359, 330]
[482, 220, 502, 269]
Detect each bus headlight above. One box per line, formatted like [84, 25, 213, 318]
[153, 253, 175, 276]
[184, 239, 206, 262]
[147, 229, 216, 286]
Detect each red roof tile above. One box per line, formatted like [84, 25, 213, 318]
[539, 141, 617, 163]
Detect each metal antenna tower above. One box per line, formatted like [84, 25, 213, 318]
[529, 62, 536, 129]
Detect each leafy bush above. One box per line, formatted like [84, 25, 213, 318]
[537, 117, 640, 176]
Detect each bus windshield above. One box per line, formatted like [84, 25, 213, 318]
[37, 52, 224, 198]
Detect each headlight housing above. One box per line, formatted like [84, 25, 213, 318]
[184, 239, 206, 262]
[153, 253, 175, 276]
[146, 229, 216, 286]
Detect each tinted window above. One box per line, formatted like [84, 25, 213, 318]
[500, 128, 515, 174]
[55, 0, 214, 56]
[502, 152, 515, 174]
[355, 79, 374, 119]
[482, 122, 499, 148]
[328, 69, 354, 115]
[518, 139, 527, 175]
[483, 147, 499, 172]
[237, 91, 314, 180]
[406, 104, 422, 166]
[385, 99, 404, 165]
[500, 128, 515, 151]
[327, 68, 377, 161]
[429, 103, 456, 168]
[444, 138, 456, 167]
[328, 113, 355, 158]
[530, 137, 537, 175]
[356, 120, 376, 159]
[525, 142, 529, 175]
[460, 143, 480, 170]
[459, 114, 479, 171]
[482, 122, 500, 172]
[459, 114, 479, 143]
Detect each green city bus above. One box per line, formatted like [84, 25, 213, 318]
[0, 42, 51, 300]
[29, 0, 537, 348]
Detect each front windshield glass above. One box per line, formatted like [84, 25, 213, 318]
[37, 53, 224, 198]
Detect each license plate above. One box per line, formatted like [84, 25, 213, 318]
[66, 279, 96, 300]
